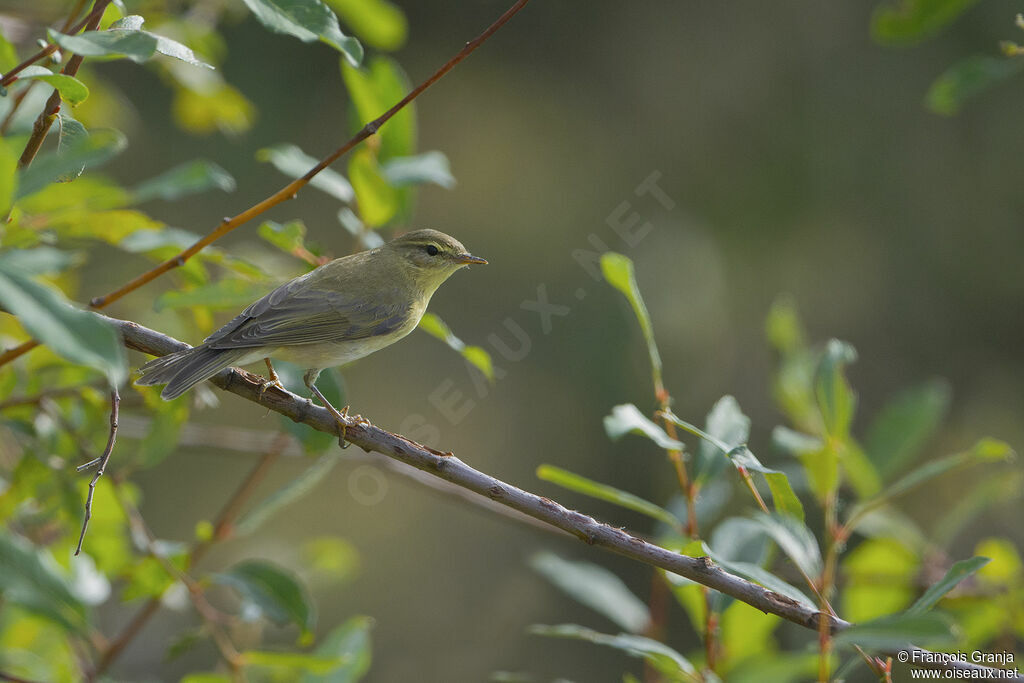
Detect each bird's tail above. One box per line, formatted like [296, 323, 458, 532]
[135, 345, 247, 400]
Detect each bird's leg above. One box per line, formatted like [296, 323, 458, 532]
[303, 369, 353, 449]
[257, 358, 285, 400]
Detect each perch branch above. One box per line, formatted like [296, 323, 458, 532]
[104, 314, 1019, 681]
[0, 0, 532, 369]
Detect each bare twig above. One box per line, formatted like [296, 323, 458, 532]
[74, 387, 119, 556]
[103, 314, 1021, 681]
[0, 0, 532, 370]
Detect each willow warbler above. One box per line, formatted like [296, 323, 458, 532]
[136, 229, 486, 434]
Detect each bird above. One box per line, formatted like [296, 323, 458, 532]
[136, 229, 487, 443]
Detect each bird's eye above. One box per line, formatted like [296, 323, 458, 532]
[424, 244, 440, 256]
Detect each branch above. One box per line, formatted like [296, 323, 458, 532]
[105, 314, 1019, 681]
[74, 388, 119, 555]
[113, 414, 568, 537]
[0, 0, 532, 369]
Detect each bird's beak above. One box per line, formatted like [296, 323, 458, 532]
[455, 253, 488, 265]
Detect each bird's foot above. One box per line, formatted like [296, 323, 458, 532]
[258, 358, 284, 401]
[257, 377, 285, 401]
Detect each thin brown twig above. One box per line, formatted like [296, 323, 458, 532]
[74, 387, 118, 556]
[0, 0, 98, 88]
[0, 0, 87, 135]
[103, 315, 1021, 682]
[17, 0, 111, 169]
[86, 0, 531, 309]
[0, 0, 532, 370]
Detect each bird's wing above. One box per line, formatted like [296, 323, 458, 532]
[203, 274, 412, 349]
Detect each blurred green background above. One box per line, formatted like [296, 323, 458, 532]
[8, 0, 1024, 680]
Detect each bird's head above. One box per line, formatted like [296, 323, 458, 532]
[386, 229, 487, 290]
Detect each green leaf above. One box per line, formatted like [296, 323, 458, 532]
[234, 453, 341, 537]
[0, 247, 78, 275]
[341, 56, 414, 161]
[259, 219, 309, 254]
[845, 439, 1014, 532]
[866, 379, 950, 477]
[245, 651, 348, 675]
[934, 470, 1024, 546]
[664, 411, 804, 521]
[0, 27, 18, 72]
[242, 0, 362, 65]
[302, 537, 360, 583]
[907, 556, 990, 615]
[48, 25, 157, 63]
[0, 135, 19, 215]
[694, 395, 750, 485]
[815, 339, 857, 440]
[173, 82, 255, 135]
[531, 553, 651, 634]
[765, 296, 806, 355]
[69, 16, 213, 69]
[749, 512, 822, 578]
[55, 113, 90, 183]
[154, 279, 269, 312]
[216, 560, 315, 637]
[380, 151, 455, 188]
[704, 545, 815, 609]
[132, 159, 236, 202]
[841, 537, 919, 622]
[839, 440, 882, 499]
[832, 612, 956, 649]
[325, 0, 407, 50]
[600, 253, 663, 397]
[182, 671, 234, 683]
[17, 128, 126, 199]
[336, 208, 383, 248]
[121, 545, 188, 601]
[529, 624, 698, 681]
[418, 312, 494, 382]
[536, 464, 682, 529]
[348, 147, 397, 226]
[257, 144, 354, 202]
[603, 404, 683, 451]
[16, 66, 89, 106]
[872, 0, 982, 46]
[301, 615, 374, 682]
[927, 55, 1024, 117]
[181, 674, 232, 683]
[0, 532, 87, 632]
[0, 262, 126, 386]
